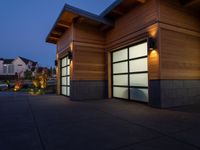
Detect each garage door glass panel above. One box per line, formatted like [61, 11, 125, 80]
[62, 58, 67, 67]
[61, 56, 70, 96]
[67, 77, 70, 86]
[67, 66, 70, 75]
[113, 87, 128, 99]
[113, 48, 128, 62]
[62, 77, 67, 85]
[129, 42, 147, 59]
[129, 58, 148, 72]
[62, 86, 67, 95]
[113, 75, 128, 86]
[130, 73, 148, 87]
[62, 67, 67, 76]
[67, 87, 70, 96]
[130, 88, 148, 102]
[112, 41, 148, 103]
[113, 62, 128, 74]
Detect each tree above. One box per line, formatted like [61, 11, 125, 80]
[24, 70, 32, 80]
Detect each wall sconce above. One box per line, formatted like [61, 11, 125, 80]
[148, 37, 157, 51]
[55, 60, 58, 66]
[68, 50, 73, 60]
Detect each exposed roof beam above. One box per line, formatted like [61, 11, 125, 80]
[52, 31, 63, 36]
[185, 0, 200, 7]
[180, 0, 200, 7]
[48, 37, 59, 40]
[137, 0, 146, 3]
[57, 22, 70, 28]
[112, 6, 126, 16]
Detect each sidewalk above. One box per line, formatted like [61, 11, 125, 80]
[0, 92, 199, 150]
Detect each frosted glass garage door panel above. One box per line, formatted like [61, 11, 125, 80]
[61, 86, 67, 95]
[113, 62, 128, 74]
[113, 75, 128, 86]
[113, 87, 128, 99]
[61, 77, 67, 85]
[68, 66, 70, 75]
[129, 42, 147, 59]
[67, 58, 70, 65]
[113, 49, 128, 62]
[61, 58, 67, 67]
[130, 88, 149, 102]
[130, 73, 148, 87]
[67, 77, 70, 86]
[129, 58, 148, 72]
[67, 87, 70, 96]
[61, 67, 67, 76]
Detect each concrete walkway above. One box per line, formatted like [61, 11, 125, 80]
[0, 92, 200, 150]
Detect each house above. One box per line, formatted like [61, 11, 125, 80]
[0, 58, 15, 75]
[46, 0, 200, 108]
[0, 56, 38, 78]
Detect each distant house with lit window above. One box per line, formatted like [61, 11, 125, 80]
[0, 56, 38, 78]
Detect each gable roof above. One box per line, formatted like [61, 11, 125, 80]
[18, 56, 37, 66]
[46, 4, 114, 44]
[3, 59, 14, 64]
[46, 0, 148, 44]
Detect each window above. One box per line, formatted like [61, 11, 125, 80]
[3, 65, 7, 74]
[8, 64, 14, 74]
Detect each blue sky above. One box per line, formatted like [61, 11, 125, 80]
[0, 0, 115, 67]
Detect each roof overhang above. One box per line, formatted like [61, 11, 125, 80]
[180, 0, 200, 13]
[46, 4, 114, 44]
[101, 0, 146, 19]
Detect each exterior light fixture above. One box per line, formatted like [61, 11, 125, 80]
[68, 51, 73, 60]
[55, 60, 58, 66]
[148, 37, 157, 51]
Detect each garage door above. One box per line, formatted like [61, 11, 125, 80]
[61, 56, 70, 96]
[112, 41, 149, 102]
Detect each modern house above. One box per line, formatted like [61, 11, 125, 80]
[0, 56, 38, 78]
[46, 0, 200, 108]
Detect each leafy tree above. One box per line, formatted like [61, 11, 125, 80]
[24, 70, 32, 80]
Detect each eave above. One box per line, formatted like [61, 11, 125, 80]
[46, 4, 114, 44]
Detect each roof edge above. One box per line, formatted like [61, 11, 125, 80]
[46, 4, 115, 44]
[64, 4, 114, 26]
[100, 0, 122, 17]
[45, 5, 66, 43]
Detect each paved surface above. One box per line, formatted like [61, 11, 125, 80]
[0, 92, 200, 150]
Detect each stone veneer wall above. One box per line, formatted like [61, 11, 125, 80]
[70, 80, 108, 100]
[149, 80, 200, 108]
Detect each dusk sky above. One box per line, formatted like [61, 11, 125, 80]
[0, 0, 115, 67]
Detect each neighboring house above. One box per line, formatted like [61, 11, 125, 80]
[46, 0, 200, 108]
[0, 56, 38, 78]
[0, 58, 15, 75]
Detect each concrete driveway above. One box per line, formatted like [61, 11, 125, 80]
[0, 92, 200, 150]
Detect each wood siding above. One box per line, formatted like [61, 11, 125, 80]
[72, 23, 106, 80]
[160, 28, 200, 79]
[57, 25, 73, 53]
[159, 0, 200, 32]
[106, 0, 158, 50]
[74, 24, 105, 45]
[159, 0, 200, 79]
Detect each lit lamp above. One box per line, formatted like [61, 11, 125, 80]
[148, 37, 157, 51]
